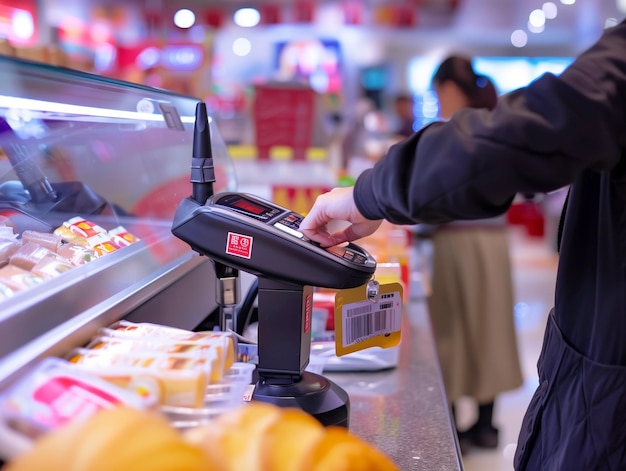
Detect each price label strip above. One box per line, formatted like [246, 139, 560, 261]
[334, 280, 403, 357]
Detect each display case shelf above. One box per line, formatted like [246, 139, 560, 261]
[0, 56, 234, 389]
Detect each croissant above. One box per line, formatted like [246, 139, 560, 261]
[184, 402, 399, 471]
[3, 403, 399, 471]
[2, 406, 212, 471]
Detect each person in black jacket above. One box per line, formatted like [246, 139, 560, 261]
[300, 18, 626, 471]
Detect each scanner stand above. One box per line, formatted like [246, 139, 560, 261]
[251, 278, 350, 428]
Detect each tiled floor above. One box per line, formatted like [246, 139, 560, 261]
[458, 227, 559, 471]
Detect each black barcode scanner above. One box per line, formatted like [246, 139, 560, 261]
[172, 102, 376, 427]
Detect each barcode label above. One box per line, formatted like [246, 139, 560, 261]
[346, 305, 372, 317]
[342, 293, 402, 346]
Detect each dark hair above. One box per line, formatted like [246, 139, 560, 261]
[432, 55, 497, 110]
[394, 93, 413, 104]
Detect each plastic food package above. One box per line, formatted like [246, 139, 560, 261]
[9, 242, 61, 271]
[66, 347, 214, 408]
[0, 358, 150, 440]
[101, 321, 237, 377]
[20, 230, 63, 252]
[52, 225, 90, 247]
[0, 264, 44, 292]
[55, 242, 96, 266]
[108, 225, 140, 247]
[85, 335, 227, 384]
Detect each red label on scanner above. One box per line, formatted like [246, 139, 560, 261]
[226, 232, 253, 259]
[304, 293, 312, 334]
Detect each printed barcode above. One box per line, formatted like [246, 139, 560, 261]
[346, 305, 372, 317]
[344, 308, 397, 344]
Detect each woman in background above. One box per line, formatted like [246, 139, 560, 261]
[429, 55, 523, 453]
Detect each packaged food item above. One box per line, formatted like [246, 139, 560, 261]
[56, 242, 96, 266]
[101, 321, 237, 378]
[0, 358, 150, 438]
[53, 225, 90, 247]
[87, 335, 213, 356]
[53, 219, 135, 256]
[85, 232, 123, 256]
[85, 335, 223, 383]
[67, 348, 212, 408]
[0, 265, 44, 292]
[20, 230, 63, 252]
[30, 256, 74, 280]
[62, 216, 107, 239]
[0, 239, 20, 268]
[9, 242, 63, 271]
[108, 225, 140, 247]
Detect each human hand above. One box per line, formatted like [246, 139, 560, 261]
[299, 186, 383, 247]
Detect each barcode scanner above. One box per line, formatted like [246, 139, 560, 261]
[172, 102, 376, 427]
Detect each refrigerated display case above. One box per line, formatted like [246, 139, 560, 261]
[0, 55, 236, 392]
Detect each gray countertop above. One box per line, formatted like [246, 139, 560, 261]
[326, 300, 464, 471]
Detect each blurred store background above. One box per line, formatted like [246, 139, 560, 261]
[0, 1, 622, 469]
[2, 0, 622, 148]
[1, 0, 613, 223]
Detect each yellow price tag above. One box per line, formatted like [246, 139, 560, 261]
[334, 280, 403, 357]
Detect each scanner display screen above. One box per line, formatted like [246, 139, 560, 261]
[216, 194, 281, 222]
[233, 198, 266, 215]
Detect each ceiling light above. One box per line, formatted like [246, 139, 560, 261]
[234, 8, 261, 27]
[174, 9, 196, 29]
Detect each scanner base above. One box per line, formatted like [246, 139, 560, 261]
[252, 371, 350, 428]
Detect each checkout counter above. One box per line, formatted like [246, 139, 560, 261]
[328, 299, 464, 470]
[0, 55, 462, 470]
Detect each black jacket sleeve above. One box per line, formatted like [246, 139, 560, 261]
[354, 19, 626, 224]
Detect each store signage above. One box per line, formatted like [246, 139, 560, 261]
[0, 3, 36, 44]
[133, 44, 203, 71]
[160, 45, 203, 71]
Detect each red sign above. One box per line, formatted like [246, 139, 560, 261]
[304, 293, 312, 333]
[394, 6, 417, 27]
[0, 0, 38, 45]
[294, 0, 315, 23]
[253, 83, 316, 160]
[261, 4, 281, 24]
[205, 8, 224, 28]
[226, 232, 253, 259]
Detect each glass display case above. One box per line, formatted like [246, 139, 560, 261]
[0, 55, 236, 389]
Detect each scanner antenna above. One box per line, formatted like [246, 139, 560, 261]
[190, 101, 215, 205]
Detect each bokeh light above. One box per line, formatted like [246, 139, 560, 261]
[173, 9, 196, 29]
[511, 29, 528, 47]
[233, 8, 261, 27]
